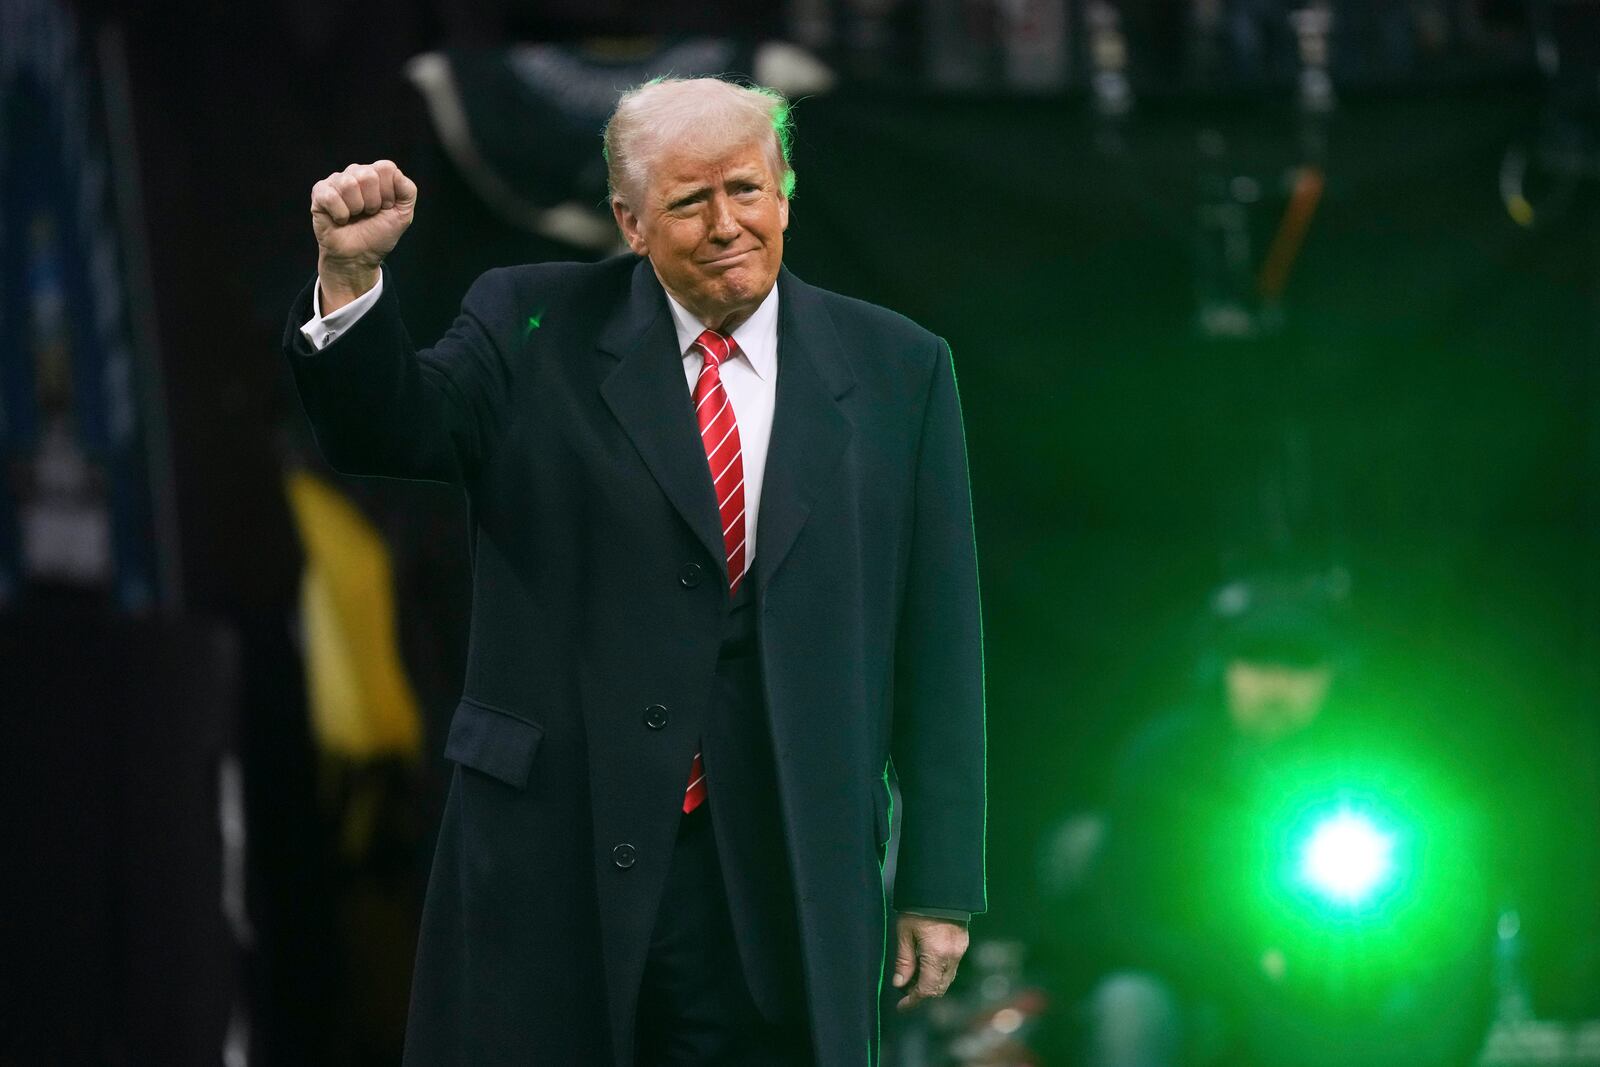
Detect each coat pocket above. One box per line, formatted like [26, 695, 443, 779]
[871, 776, 893, 849]
[444, 696, 545, 788]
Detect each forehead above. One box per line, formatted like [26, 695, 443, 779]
[649, 140, 775, 192]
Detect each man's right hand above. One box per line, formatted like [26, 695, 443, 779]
[310, 160, 417, 312]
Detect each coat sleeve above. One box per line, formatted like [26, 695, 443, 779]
[281, 265, 515, 485]
[889, 336, 988, 916]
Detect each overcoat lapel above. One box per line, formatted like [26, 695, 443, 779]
[757, 267, 856, 589]
[597, 258, 857, 592]
[598, 260, 729, 584]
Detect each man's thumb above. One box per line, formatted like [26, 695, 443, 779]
[892, 925, 916, 987]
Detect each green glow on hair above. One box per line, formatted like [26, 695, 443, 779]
[767, 96, 797, 199]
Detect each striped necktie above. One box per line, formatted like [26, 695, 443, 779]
[682, 328, 747, 814]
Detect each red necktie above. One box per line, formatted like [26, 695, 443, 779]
[683, 328, 747, 814]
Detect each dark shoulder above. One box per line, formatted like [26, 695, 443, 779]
[464, 254, 636, 313]
[808, 283, 938, 347]
[791, 274, 945, 377]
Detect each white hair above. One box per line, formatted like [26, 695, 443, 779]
[603, 76, 796, 208]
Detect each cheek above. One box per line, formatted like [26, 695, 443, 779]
[658, 219, 704, 254]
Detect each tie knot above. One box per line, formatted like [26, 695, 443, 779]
[694, 329, 735, 368]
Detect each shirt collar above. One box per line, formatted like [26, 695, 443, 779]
[663, 282, 779, 382]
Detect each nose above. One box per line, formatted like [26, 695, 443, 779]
[708, 193, 740, 242]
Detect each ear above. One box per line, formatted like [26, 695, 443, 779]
[778, 191, 789, 232]
[612, 197, 649, 256]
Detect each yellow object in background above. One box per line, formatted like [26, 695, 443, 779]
[285, 470, 422, 762]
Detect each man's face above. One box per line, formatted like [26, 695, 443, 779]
[612, 139, 788, 331]
[1225, 659, 1332, 742]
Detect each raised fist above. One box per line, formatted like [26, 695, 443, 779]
[310, 160, 416, 299]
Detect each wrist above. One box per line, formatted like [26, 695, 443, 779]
[317, 257, 381, 313]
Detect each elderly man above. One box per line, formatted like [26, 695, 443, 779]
[283, 77, 986, 1065]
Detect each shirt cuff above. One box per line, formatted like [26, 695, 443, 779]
[898, 906, 971, 923]
[299, 269, 385, 351]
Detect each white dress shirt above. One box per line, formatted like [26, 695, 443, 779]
[301, 272, 385, 350]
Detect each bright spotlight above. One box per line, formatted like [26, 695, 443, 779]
[1298, 811, 1394, 905]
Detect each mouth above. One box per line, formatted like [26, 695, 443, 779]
[699, 249, 753, 267]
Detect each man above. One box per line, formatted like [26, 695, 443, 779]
[282, 77, 986, 1065]
[1080, 575, 1491, 1067]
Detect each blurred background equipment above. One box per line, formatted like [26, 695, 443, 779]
[5, 0, 1600, 1063]
[0, 0, 177, 613]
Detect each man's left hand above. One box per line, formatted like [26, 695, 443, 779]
[891, 913, 969, 1011]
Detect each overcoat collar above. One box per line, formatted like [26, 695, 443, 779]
[598, 257, 855, 592]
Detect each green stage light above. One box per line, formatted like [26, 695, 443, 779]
[1245, 751, 1489, 989]
[1298, 810, 1395, 906]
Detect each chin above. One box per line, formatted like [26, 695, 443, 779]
[722, 267, 774, 299]
[703, 279, 751, 308]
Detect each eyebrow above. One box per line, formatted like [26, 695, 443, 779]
[666, 186, 708, 208]
[664, 171, 767, 207]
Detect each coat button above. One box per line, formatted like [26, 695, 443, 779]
[644, 704, 669, 729]
[612, 843, 637, 869]
[679, 562, 703, 588]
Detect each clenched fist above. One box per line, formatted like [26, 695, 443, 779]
[310, 159, 417, 311]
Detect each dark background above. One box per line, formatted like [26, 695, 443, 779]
[4, 0, 1599, 1062]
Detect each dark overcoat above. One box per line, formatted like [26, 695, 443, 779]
[280, 253, 987, 1065]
